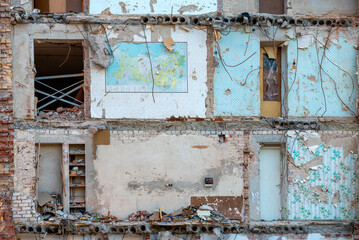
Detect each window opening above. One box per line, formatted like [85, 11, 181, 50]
[259, 0, 284, 14]
[34, 0, 83, 13]
[34, 40, 84, 120]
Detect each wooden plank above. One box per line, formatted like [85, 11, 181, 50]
[191, 196, 243, 220]
[49, 0, 67, 13]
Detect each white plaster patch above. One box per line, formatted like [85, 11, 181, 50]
[298, 35, 313, 49]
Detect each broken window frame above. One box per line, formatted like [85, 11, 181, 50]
[34, 40, 85, 119]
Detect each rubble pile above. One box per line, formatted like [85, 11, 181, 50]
[36, 204, 228, 224]
[38, 105, 84, 121]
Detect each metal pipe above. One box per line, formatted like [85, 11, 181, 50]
[36, 80, 84, 104]
[35, 73, 84, 81]
[36, 84, 83, 111]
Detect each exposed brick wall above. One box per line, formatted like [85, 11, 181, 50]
[0, 0, 14, 239]
[354, 222, 359, 240]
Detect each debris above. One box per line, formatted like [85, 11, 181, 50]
[38, 111, 49, 119]
[38, 106, 84, 121]
[56, 210, 64, 216]
[171, 207, 183, 216]
[149, 211, 160, 221]
[199, 205, 213, 211]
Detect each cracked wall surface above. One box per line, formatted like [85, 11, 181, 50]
[93, 131, 244, 218]
[7, 0, 359, 239]
[286, 131, 358, 220]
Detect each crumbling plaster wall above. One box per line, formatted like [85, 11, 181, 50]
[89, 0, 217, 15]
[12, 24, 85, 120]
[93, 131, 245, 219]
[12, 129, 93, 223]
[90, 25, 208, 119]
[248, 131, 358, 221]
[286, 131, 358, 220]
[214, 27, 358, 118]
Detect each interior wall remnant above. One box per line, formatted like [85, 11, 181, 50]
[12, 24, 85, 120]
[286, 131, 358, 220]
[93, 131, 244, 218]
[286, 30, 358, 117]
[91, 25, 208, 119]
[37, 144, 63, 196]
[214, 30, 260, 117]
[89, 0, 217, 15]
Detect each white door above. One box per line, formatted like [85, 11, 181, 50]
[260, 146, 281, 220]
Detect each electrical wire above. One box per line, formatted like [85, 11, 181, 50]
[141, 24, 156, 103]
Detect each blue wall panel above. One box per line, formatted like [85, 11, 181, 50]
[287, 33, 358, 117]
[214, 30, 260, 116]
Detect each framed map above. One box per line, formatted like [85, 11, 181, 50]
[106, 42, 188, 93]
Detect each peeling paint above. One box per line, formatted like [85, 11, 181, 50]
[287, 131, 358, 220]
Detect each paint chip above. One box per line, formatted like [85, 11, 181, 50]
[163, 38, 175, 52]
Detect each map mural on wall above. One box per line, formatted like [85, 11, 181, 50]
[106, 43, 188, 93]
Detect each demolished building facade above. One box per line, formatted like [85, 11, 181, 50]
[0, 0, 358, 239]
